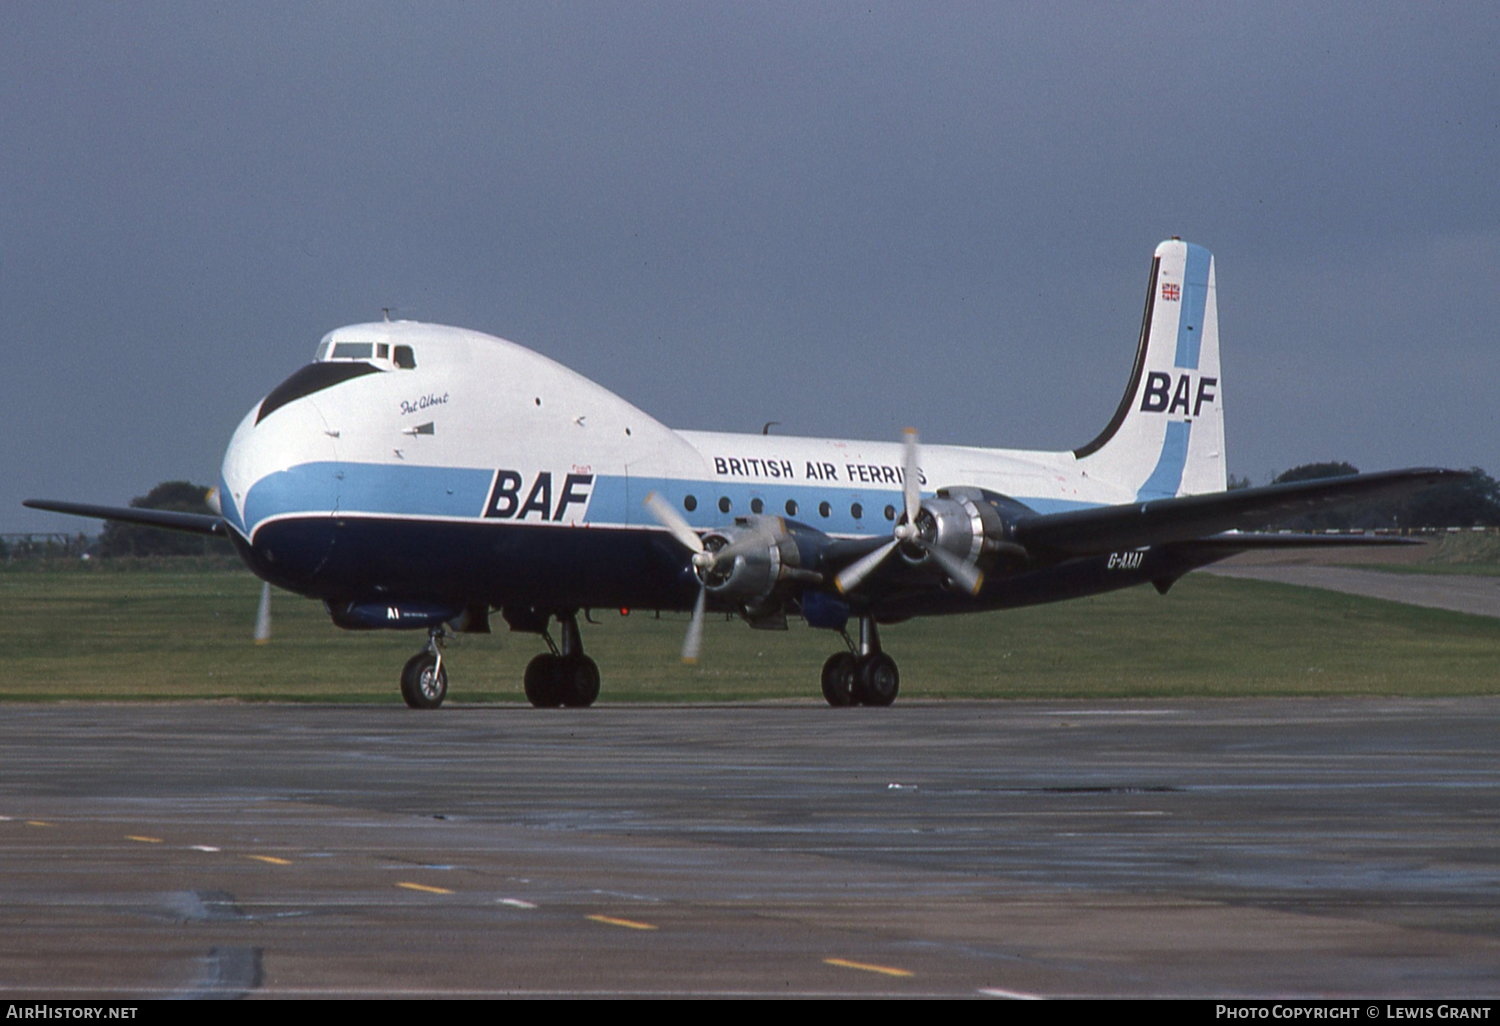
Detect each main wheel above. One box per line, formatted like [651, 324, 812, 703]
[559, 655, 601, 708]
[854, 652, 899, 707]
[524, 654, 564, 707]
[820, 652, 858, 707]
[400, 651, 448, 710]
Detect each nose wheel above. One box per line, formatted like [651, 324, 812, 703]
[400, 628, 449, 709]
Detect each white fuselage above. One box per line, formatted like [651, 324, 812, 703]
[218, 321, 1131, 551]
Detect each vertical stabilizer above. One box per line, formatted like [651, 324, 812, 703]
[1072, 239, 1225, 498]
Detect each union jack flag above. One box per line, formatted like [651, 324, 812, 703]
[1161, 283, 1181, 301]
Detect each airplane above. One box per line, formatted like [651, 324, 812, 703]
[26, 239, 1464, 710]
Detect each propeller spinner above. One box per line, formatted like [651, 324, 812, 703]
[834, 428, 985, 596]
[643, 492, 764, 663]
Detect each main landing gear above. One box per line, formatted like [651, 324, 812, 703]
[400, 626, 450, 709]
[820, 616, 899, 708]
[522, 611, 600, 709]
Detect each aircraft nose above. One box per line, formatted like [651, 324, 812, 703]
[216, 406, 263, 537]
[218, 390, 342, 541]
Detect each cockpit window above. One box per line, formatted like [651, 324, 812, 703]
[256, 361, 379, 424]
[317, 338, 416, 370]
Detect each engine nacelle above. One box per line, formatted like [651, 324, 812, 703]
[696, 515, 824, 609]
[900, 486, 1031, 581]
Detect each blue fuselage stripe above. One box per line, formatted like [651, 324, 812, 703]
[239, 461, 1098, 538]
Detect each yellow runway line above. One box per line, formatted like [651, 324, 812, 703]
[824, 957, 914, 978]
[397, 882, 454, 895]
[586, 914, 658, 931]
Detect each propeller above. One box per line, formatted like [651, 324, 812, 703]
[643, 492, 763, 663]
[253, 581, 272, 644]
[834, 428, 984, 596]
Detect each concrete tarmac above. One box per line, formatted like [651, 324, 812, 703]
[1209, 565, 1500, 619]
[3, 700, 1500, 999]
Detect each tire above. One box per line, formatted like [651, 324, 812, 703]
[820, 652, 858, 707]
[400, 652, 448, 710]
[559, 655, 601, 708]
[524, 654, 564, 708]
[855, 652, 899, 707]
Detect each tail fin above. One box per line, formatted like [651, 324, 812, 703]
[1072, 239, 1225, 498]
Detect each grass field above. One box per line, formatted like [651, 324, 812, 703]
[3, 565, 1497, 703]
[1359, 532, 1500, 575]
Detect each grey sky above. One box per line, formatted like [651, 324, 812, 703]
[5, 2, 1497, 532]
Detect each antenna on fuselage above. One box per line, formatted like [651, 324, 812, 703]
[762, 421, 779, 435]
[381, 307, 391, 322]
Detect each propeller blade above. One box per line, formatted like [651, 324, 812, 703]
[834, 538, 898, 594]
[682, 584, 707, 664]
[645, 494, 776, 664]
[901, 427, 922, 524]
[643, 492, 704, 554]
[253, 581, 272, 644]
[920, 539, 985, 596]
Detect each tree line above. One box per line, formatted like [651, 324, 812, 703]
[1256, 463, 1500, 531]
[96, 481, 233, 558]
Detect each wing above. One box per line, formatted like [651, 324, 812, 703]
[22, 499, 228, 537]
[1011, 467, 1466, 558]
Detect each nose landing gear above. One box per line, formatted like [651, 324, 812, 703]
[400, 627, 450, 709]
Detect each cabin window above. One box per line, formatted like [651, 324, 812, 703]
[750, 498, 764, 514]
[785, 499, 798, 516]
[884, 505, 896, 521]
[818, 501, 831, 518]
[851, 503, 863, 520]
[718, 497, 731, 514]
[683, 495, 697, 512]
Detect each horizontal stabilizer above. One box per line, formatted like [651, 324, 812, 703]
[1012, 468, 1467, 557]
[23, 499, 227, 537]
